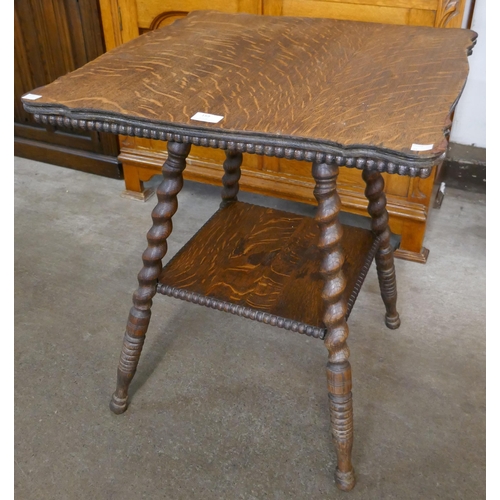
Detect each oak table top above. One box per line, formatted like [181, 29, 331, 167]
[22, 10, 476, 177]
[21, 10, 476, 492]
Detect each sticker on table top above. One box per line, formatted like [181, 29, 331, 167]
[190, 112, 224, 124]
[411, 143, 433, 152]
[22, 93, 42, 101]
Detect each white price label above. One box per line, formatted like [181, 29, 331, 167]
[190, 112, 224, 124]
[22, 93, 42, 100]
[411, 143, 434, 152]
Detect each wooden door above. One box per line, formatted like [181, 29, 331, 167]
[14, 0, 121, 178]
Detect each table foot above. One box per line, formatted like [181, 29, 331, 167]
[376, 247, 400, 329]
[385, 312, 401, 330]
[110, 394, 129, 414]
[335, 467, 356, 492]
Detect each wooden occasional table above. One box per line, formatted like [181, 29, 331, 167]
[22, 11, 475, 491]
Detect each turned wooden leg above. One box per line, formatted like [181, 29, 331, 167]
[313, 160, 355, 491]
[110, 141, 191, 414]
[362, 169, 401, 329]
[220, 150, 242, 208]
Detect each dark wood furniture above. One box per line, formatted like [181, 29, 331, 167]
[14, 0, 121, 178]
[98, 0, 469, 263]
[21, 11, 475, 491]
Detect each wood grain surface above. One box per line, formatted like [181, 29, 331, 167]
[157, 201, 377, 337]
[22, 10, 476, 166]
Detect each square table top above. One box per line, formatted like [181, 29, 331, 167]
[22, 10, 476, 175]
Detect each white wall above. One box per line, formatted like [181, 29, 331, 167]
[449, 0, 486, 148]
[461, 0, 474, 28]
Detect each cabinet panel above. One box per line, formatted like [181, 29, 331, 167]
[275, 1, 412, 24]
[278, 0, 437, 7]
[408, 8, 436, 25]
[136, 0, 261, 29]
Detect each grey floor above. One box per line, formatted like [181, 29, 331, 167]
[15, 157, 485, 499]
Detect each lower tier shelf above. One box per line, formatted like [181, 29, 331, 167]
[157, 201, 378, 339]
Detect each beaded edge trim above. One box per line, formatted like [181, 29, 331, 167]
[30, 111, 436, 178]
[156, 284, 326, 339]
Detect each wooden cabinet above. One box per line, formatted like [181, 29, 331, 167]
[15, 0, 121, 178]
[98, 0, 467, 261]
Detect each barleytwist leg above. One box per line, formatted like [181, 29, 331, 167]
[362, 169, 401, 329]
[313, 161, 355, 491]
[110, 141, 191, 414]
[220, 150, 242, 208]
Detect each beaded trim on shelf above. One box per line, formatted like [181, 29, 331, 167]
[157, 283, 327, 340]
[346, 235, 381, 317]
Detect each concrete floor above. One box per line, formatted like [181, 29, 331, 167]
[15, 157, 485, 499]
